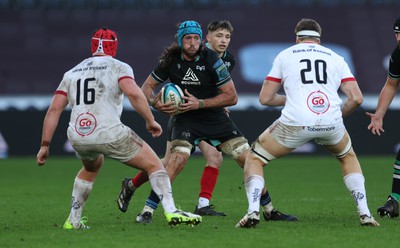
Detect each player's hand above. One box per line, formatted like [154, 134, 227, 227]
[152, 92, 178, 115]
[36, 147, 49, 166]
[365, 112, 384, 136]
[179, 89, 201, 113]
[146, 120, 163, 137]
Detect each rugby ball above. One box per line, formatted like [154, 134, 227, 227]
[160, 83, 184, 108]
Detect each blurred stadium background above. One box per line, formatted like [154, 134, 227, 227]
[0, 0, 399, 157]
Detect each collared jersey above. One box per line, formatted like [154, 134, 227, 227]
[151, 47, 232, 120]
[266, 42, 356, 126]
[56, 56, 134, 144]
[389, 46, 400, 79]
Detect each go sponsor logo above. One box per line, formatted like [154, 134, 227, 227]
[307, 90, 330, 114]
[75, 112, 97, 137]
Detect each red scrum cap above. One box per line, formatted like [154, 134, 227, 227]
[91, 27, 118, 57]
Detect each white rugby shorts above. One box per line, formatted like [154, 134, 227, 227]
[71, 127, 144, 162]
[268, 120, 345, 149]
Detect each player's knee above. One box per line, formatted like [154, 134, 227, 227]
[220, 137, 250, 160]
[170, 139, 192, 156]
[335, 139, 352, 159]
[250, 139, 275, 165]
[82, 155, 103, 172]
[168, 152, 189, 173]
[206, 151, 223, 167]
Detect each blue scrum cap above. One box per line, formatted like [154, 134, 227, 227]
[177, 20, 202, 47]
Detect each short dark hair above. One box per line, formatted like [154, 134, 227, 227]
[294, 18, 322, 38]
[207, 20, 233, 34]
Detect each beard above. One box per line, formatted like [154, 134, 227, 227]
[182, 46, 200, 59]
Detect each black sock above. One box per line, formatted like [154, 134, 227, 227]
[391, 149, 400, 200]
[145, 190, 160, 210]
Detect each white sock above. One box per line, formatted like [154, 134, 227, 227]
[343, 173, 371, 216]
[142, 205, 155, 214]
[262, 202, 274, 214]
[198, 197, 210, 208]
[69, 177, 93, 226]
[149, 170, 177, 213]
[245, 175, 264, 214]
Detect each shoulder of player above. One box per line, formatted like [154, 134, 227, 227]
[200, 48, 226, 69]
[65, 58, 90, 75]
[202, 47, 219, 59]
[391, 45, 400, 58]
[221, 50, 235, 63]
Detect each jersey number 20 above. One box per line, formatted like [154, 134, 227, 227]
[300, 59, 327, 84]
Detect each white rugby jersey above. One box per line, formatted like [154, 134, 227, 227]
[56, 56, 134, 144]
[266, 42, 355, 126]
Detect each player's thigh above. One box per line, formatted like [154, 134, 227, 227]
[125, 142, 164, 174]
[258, 125, 295, 158]
[323, 130, 350, 155]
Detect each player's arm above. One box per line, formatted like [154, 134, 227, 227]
[120, 77, 162, 137]
[339, 79, 363, 117]
[141, 75, 160, 106]
[36, 93, 68, 166]
[141, 75, 176, 115]
[366, 76, 400, 135]
[180, 80, 238, 111]
[259, 79, 286, 107]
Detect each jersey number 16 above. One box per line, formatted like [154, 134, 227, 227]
[76, 78, 96, 105]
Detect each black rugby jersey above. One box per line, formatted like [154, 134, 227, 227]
[151, 48, 232, 120]
[389, 46, 400, 79]
[221, 49, 235, 74]
[205, 42, 235, 73]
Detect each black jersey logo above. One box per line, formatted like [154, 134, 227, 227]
[181, 68, 200, 85]
[196, 65, 205, 71]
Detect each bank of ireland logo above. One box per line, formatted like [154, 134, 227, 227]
[75, 112, 97, 137]
[307, 90, 330, 114]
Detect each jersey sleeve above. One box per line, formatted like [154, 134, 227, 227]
[151, 62, 169, 84]
[213, 58, 232, 88]
[203, 48, 231, 88]
[118, 62, 134, 81]
[337, 56, 356, 83]
[55, 72, 69, 96]
[389, 47, 400, 79]
[266, 51, 284, 83]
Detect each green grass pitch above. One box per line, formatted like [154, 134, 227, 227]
[0, 155, 398, 248]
